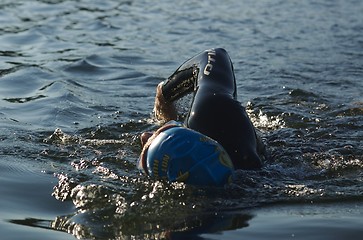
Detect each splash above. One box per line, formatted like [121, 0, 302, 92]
[246, 102, 285, 131]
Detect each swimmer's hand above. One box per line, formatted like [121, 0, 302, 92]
[153, 82, 177, 122]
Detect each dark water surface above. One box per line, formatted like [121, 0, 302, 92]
[1, 0, 363, 239]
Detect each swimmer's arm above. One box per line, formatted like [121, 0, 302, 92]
[154, 62, 198, 122]
[155, 49, 225, 121]
[161, 66, 197, 102]
[153, 82, 177, 122]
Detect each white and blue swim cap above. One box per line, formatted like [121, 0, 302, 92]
[139, 121, 234, 186]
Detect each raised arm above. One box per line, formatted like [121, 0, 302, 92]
[153, 48, 236, 122]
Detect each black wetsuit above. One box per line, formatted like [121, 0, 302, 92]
[161, 48, 264, 170]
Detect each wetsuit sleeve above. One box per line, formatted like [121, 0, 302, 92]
[161, 48, 237, 102]
[162, 66, 197, 102]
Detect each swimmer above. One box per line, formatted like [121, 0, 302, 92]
[139, 48, 266, 186]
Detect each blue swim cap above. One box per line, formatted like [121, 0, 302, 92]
[140, 123, 234, 186]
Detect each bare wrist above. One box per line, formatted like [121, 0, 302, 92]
[153, 82, 177, 121]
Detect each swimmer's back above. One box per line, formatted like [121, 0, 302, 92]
[186, 92, 262, 170]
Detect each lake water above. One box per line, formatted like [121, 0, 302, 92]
[1, 0, 363, 239]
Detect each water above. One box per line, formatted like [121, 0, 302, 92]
[1, 0, 363, 239]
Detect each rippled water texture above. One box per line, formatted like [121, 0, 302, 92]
[1, 0, 363, 239]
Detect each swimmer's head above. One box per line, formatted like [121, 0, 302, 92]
[139, 121, 234, 186]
